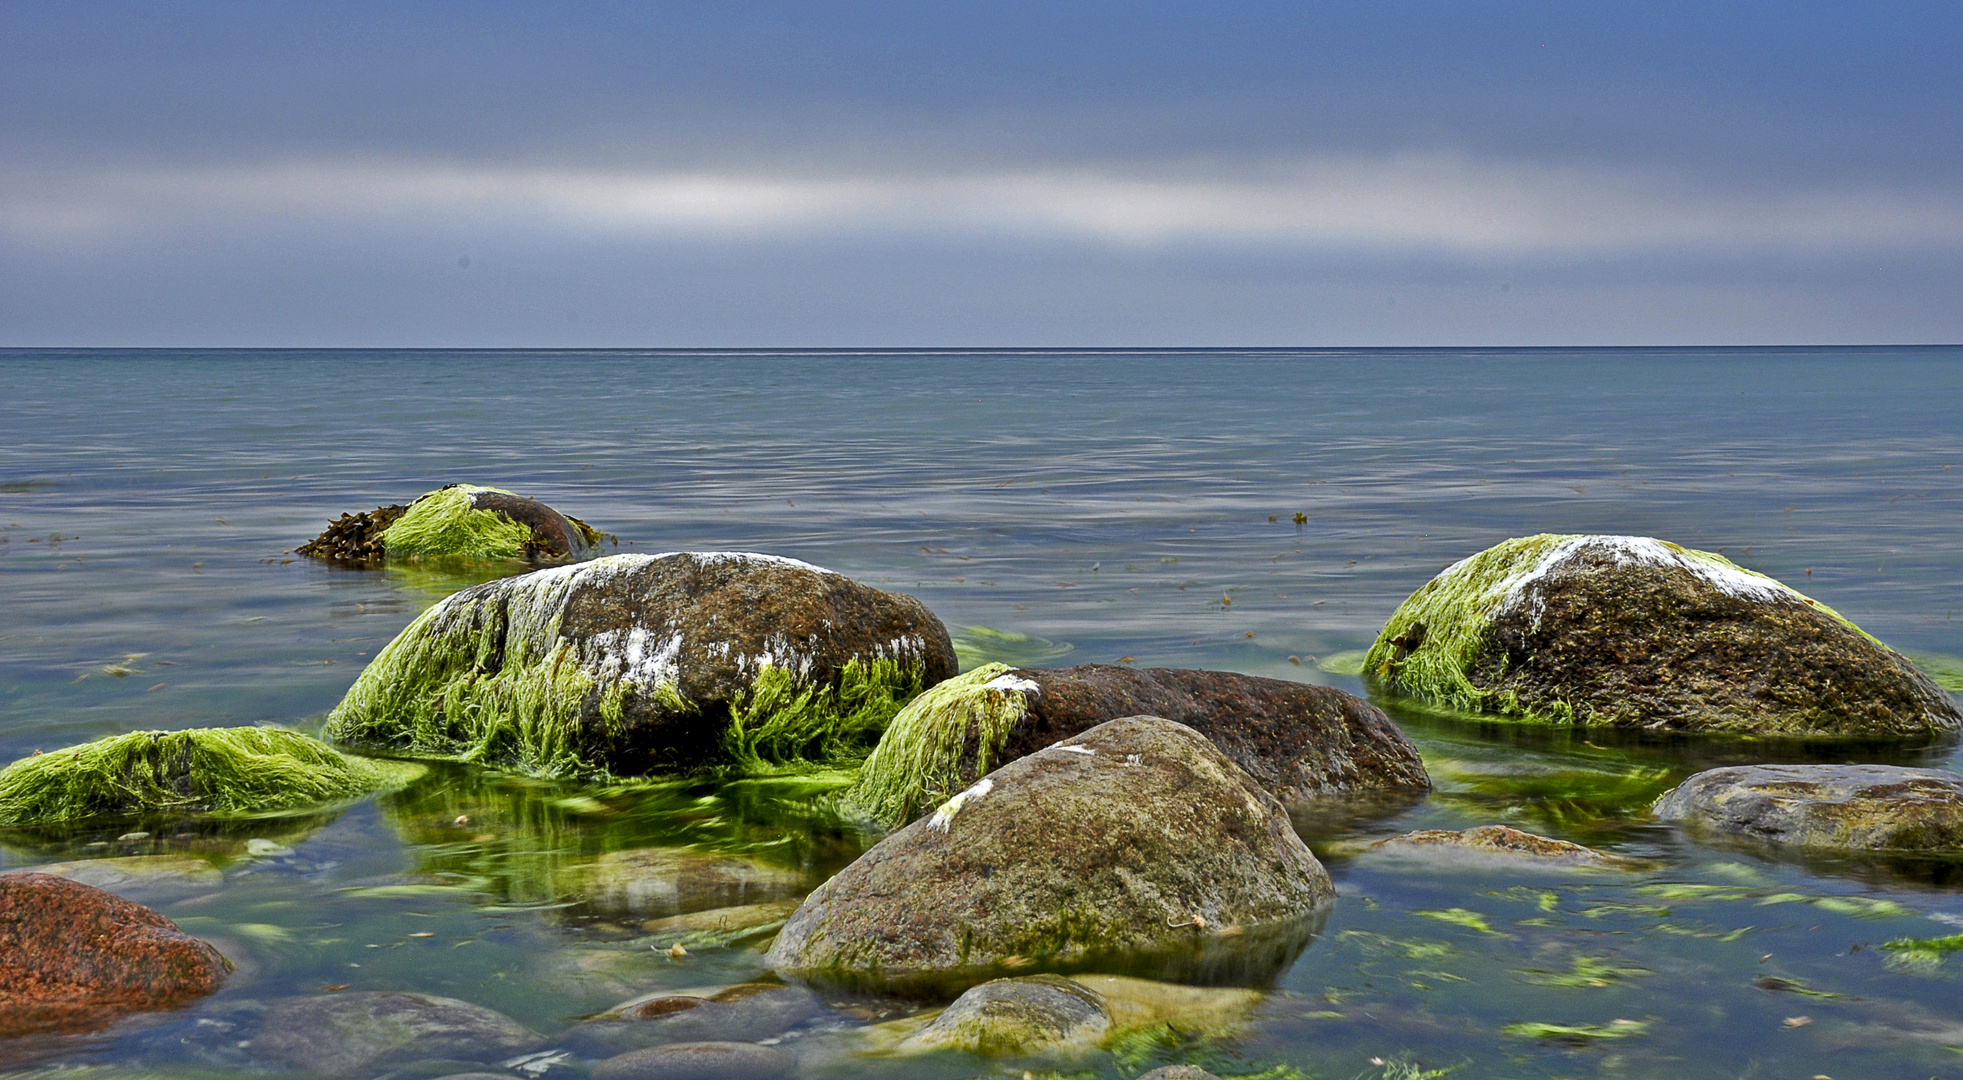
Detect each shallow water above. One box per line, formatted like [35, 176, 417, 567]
[2, 348, 1962, 1078]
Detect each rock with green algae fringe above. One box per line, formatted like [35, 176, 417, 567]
[297, 483, 602, 563]
[1654, 763, 1963, 852]
[766, 715, 1333, 990]
[1362, 533, 1960, 735]
[325, 551, 958, 778]
[0, 728, 424, 825]
[848, 662, 1427, 826]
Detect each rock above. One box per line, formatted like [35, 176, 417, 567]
[632, 899, 803, 946]
[766, 715, 1333, 987]
[583, 849, 804, 918]
[576, 984, 825, 1055]
[1363, 534, 1959, 735]
[1138, 1067, 1223, 1080]
[299, 484, 603, 563]
[590, 1041, 793, 1080]
[253, 991, 541, 1076]
[851, 662, 1429, 824]
[0, 873, 231, 1034]
[1654, 764, 1963, 851]
[326, 551, 958, 777]
[15, 854, 223, 899]
[1370, 825, 1629, 867]
[0, 727, 426, 825]
[899, 974, 1110, 1055]
[1070, 974, 1262, 1034]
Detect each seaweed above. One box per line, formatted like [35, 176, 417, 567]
[1500, 1018, 1651, 1041]
[379, 484, 534, 560]
[846, 663, 1033, 825]
[0, 728, 424, 825]
[722, 658, 926, 772]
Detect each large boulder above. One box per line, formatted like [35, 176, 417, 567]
[1363, 534, 1959, 735]
[1654, 764, 1963, 852]
[850, 663, 1427, 825]
[251, 991, 541, 1076]
[0, 727, 425, 825]
[298, 484, 602, 563]
[0, 873, 231, 1034]
[326, 552, 958, 777]
[765, 716, 1333, 988]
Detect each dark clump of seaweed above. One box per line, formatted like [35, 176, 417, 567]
[296, 503, 408, 562]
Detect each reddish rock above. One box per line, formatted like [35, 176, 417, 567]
[0, 872, 231, 1034]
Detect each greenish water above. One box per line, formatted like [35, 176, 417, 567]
[2, 348, 1962, 1079]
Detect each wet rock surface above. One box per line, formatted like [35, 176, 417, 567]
[1001, 665, 1430, 803]
[899, 974, 1110, 1055]
[767, 715, 1334, 987]
[582, 848, 804, 919]
[1654, 764, 1963, 852]
[589, 1041, 794, 1080]
[326, 551, 959, 776]
[575, 983, 826, 1055]
[0, 873, 231, 1034]
[1371, 824, 1629, 866]
[1366, 534, 1960, 735]
[251, 991, 542, 1076]
[1137, 1067, 1223, 1080]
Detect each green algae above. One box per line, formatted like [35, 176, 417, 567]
[1315, 650, 1370, 676]
[723, 658, 928, 771]
[1363, 533, 1869, 722]
[0, 728, 424, 825]
[1501, 1018, 1651, 1041]
[379, 484, 534, 560]
[1413, 908, 1506, 936]
[1516, 954, 1652, 988]
[846, 663, 1031, 825]
[950, 626, 1075, 669]
[1908, 653, 1963, 692]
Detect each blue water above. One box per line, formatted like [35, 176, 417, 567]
[3, 348, 1962, 1078]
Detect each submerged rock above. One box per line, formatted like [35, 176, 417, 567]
[1654, 764, 1963, 852]
[1363, 534, 1959, 735]
[590, 1041, 793, 1080]
[298, 484, 603, 563]
[577, 983, 826, 1055]
[851, 662, 1428, 825]
[1138, 1068, 1223, 1080]
[899, 974, 1110, 1055]
[766, 715, 1333, 988]
[326, 552, 958, 777]
[252, 991, 540, 1076]
[0, 873, 231, 1034]
[582, 848, 804, 918]
[0, 728, 425, 825]
[1370, 824, 1629, 867]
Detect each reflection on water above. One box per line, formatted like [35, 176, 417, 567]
[1, 349, 1960, 1078]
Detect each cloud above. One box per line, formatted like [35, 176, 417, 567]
[6, 154, 1960, 260]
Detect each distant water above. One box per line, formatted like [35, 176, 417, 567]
[2, 348, 1962, 1078]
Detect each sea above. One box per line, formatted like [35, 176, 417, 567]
[2, 347, 1961, 1079]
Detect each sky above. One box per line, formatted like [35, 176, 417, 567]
[2, 1, 1960, 347]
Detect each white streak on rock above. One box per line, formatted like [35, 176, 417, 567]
[928, 777, 993, 833]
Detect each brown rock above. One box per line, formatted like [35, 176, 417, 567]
[1003, 665, 1430, 803]
[0, 872, 231, 1034]
[1371, 825, 1628, 866]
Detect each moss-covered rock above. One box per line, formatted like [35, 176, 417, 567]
[1363, 534, 1960, 735]
[766, 715, 1333, 989]
[899, 974, 1110, 1055]
[325, 551, 958, 778]
[0, 728, 425, 826]
[849, 662, 1428, 825]
[1654, 764, 1963, 852]
[298, 484, 603, 563]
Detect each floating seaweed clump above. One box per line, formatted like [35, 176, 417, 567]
[847, 662, 1035, 825]
[0, 728, 425, 825]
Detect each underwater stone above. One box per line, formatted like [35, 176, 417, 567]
[899, 974, 1111, 1055]
[326, 551, 958, 777]
[0, 873, 231, 1034]
[252, 991, 541, 1076]
[1137, 1068, 1223, 1080]
[577, 984, 826, 1056]
[1655, 764, 1963, 852]
[767, 715, 1333, 988]
[851, 662, 1428, 825]
[298, 484, 602, 563]
[582, 847, 805, 918]
[1370, 824, 1629, 867]
[589, 1041, 794, 1080]
[1363, 534, 1960, 735]
[0, 727, 426, 825]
